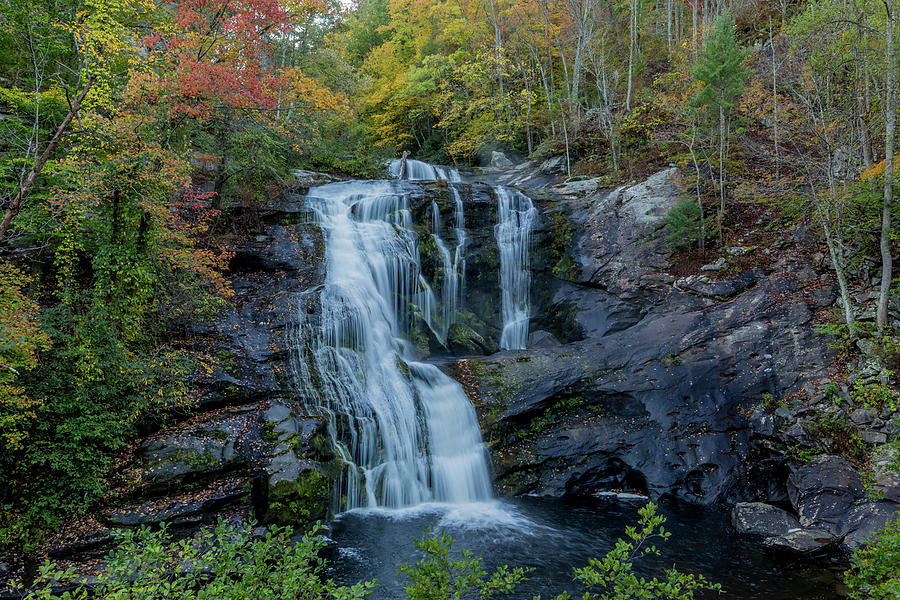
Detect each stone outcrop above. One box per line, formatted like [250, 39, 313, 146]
[456, 164, 900, 557]
[731, 502, 801, 538]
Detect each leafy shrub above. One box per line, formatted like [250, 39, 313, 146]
[399, 503, 721, 600]
[568, 503, 722, 600]
[844, 517, 900, 600]
[852, 380, 898, 412]
[805, 413, 868, 464]
[17, 521, 375, 600]
[399, 532, 531, 600]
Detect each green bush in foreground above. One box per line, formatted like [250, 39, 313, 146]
[844, 517, 900, 600]
[19, 504, 720, 600]
[19, 521, 375, 600]
[399, 503, 722, 600]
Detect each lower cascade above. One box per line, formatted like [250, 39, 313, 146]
[291, 180, 492, 511]
[495, 186, 537, 350]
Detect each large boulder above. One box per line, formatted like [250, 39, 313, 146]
[871, 445, 900, 502]
[260, 400, 334, 528]
[135, 406, 261, 495]
[731, 502, 801, 537]
[787, 455, 864, 530]
[838, 500, 900, 546]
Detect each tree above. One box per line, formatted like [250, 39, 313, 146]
[571, 503, 722, 600]
[692, 10, 747, 244]
[877, 0, 895, 330]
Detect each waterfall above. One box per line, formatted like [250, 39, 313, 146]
[430, 201, 455, 342]
[450, 184, 468, 312]
[291, 180, 492, 512]
[495, 186, 537, 351]
[389, 158, 462, 182]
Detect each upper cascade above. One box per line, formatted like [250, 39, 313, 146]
[389, 158, 462, 182]
[291, 180, 492, 512]
[495, 186, 537, 351]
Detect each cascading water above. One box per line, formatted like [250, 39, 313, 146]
[389, 158, 462, 182]
[429, 201, 455, 342]
[495, 186, 537, 350]
[291, 179, 492, 512]
[450, 184, 468, 311]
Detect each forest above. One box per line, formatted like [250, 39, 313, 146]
[1, 0, 899, 597]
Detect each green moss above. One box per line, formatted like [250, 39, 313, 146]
[262, 422, 280, 443]
[268, 467, 329, 527]
[215, 350, 238, 377]
[396, 356, 411, 376]
[662, 354, 684, 366]
[448, 323, 488, 354]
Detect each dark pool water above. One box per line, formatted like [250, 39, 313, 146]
[324, 497, 844, 599]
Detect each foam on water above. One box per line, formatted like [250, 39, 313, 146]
[291, 176, 491, 513]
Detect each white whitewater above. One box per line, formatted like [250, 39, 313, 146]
[389, 158, 462, 182]
[450, 184, 468, 312]
[430, 201, 455, 342]
[495, 186, 537, 350]
[292, 179, 491, 512]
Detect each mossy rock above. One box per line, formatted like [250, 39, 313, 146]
[265, 454, 330, 527]
[448, 323, 498, 355]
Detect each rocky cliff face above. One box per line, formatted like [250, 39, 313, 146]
[457, 168, 836, 503]
[459, 164, 898, 554]
[42, 166, 898, 569]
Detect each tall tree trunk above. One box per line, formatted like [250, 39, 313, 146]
[859, 71, 875, 169]
[516, 51, 534, 154]
[666, 0, 673, 52]
[689, 124, 705, 254]
[489, 0, 504, 96]
[770, 17, 779, 178]
[692, 0, 699, 50]
[0, 75, 95, 244]
[718, 100, 726, 246]
[626, 0, 636, 110]
[878, 0, 895, 329]
[819, 205, 857, 340]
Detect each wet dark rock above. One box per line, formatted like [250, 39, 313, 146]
[749, 408, 777, 438]
[731, 502, 801, 537]
[528, 330, 561, 348]
[464, 250, 832, 503]
[47, 531, 116, 560]
[448, 322, 497, 355]
[135, 407, 261, 494]
[449, 167, 844, 506]
[849, 407, 877, 426]
[787, 456, 864, 530]
[675, 270, 764, 299]
[762, 529, 843, 557]
[838, 500, 900, 546]
[103, 480, 250, 528]
[196, 223, 325, 409]
[262, 456, 330, 527]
